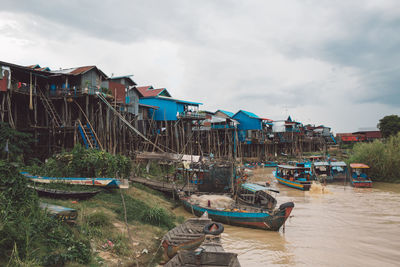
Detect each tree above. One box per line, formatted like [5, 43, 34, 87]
[378, 115, 400, 138]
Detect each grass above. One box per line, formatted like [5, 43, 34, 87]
[348, 133, 400, 182]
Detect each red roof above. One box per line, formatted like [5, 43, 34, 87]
[69, 66, 96, 75]
[136, 86, 165, 97]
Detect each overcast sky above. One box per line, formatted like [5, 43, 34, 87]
[1, 0, 399, 133]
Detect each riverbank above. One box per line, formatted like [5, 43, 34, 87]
[0, 160, 183, 266]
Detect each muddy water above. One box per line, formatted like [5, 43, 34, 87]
[221, 168, 400, 266]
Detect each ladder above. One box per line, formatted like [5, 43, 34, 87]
[38, 87, 62, 127]
[77, 119, 99, 149]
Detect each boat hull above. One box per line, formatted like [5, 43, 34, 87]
[275, 175, 311, 191]
[21, 172, 121, 188]
[181, 198, 293, 231]
[350, 179, 372, 188]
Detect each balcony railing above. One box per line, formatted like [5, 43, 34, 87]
[177, 111, 206, 120]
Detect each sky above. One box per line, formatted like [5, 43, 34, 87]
[1, 0, 399, 133]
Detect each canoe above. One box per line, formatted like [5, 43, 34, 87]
[162, 212, 213, 261]
[40, 202, 78, 223]
[165, 221, 240, 267]
[164, 236, 240, 267]
[21, 172, 121, 188]
[178, 192, 294, 231]
[274, 165, 312, 191]
[28, 185, 101, 199]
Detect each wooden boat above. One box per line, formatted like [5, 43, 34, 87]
[161, 212, 213, 261]
[178, 191, 294, 231]
[330, 161, 348, 181]
[237, 183, 278, 210]
[21, 172, 121, 188]
[39, 202, 78, 223]
[349, 163, 372, 188]
[165, 224, 240, 267]
[313, 161, 333, 183]
[274, 165, 312, 191]
[28, 185, 101, 199]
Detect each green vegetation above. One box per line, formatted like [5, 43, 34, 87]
[378, 115, 400, 138]
[0, 161, 92, 266]
[0, 122, 34, 163]
[26, 145, 131, 178]
[349, 133, 400, 182]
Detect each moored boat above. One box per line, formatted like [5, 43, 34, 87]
[274, 165, 312, 191]
[349, 163, 372, 188]
[161, 212, 214, 261]
[330, 161, 348, 181]
[237, 182, 278, 210]
[313, 161, 333, 183]
[164, 229, 240, 267]
[21, 172, 121, 188]
[40, 202, 78, 223]
[178, 191, 294, 231]
[28, 185, 101, 199]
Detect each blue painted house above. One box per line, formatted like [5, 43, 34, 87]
[232, 110, 263, 142]
[139, 96, 203, 121]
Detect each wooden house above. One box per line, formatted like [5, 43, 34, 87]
[139, 96, 203, 121]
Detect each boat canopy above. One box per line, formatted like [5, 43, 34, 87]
[350, 163, 370, 169]
[241, 183, 279, 193]
[277, 165, 307, 170]
[314, 161, 330, 166]
[331, 161, 347, 167]
[241, 183, 268, 192]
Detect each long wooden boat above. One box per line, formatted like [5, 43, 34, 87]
[40, 202, 78, 223]
[28, 185, 101, 199]
[349, 163, 372, 188]
[313, 161, 333, 183]
[178, 192, 294, 231]
[330, 161, 348, 181]
[161, 212, 213, 261]
[21, 172, 121, 188]
[274, 165, 312, 191]
[165, 224, 240, 267]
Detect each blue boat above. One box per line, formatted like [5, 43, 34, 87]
[40, 202, 78, 223]
[349, 163, 372, 188]
[178, 191, 294, 231]
[330, 161, 348, 181]
[274, 165, 312, 191]
[21, 172, 121, 188]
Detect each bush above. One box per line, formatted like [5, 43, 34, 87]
[26, 144, 131, 178]
[0, 160, 92, 265]
[349, 133, 400, 182]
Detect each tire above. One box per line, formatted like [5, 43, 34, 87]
[203, 222, 224, 235]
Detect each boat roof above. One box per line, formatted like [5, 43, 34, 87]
[350, 163, 370, 169]
[277, 165, 306, 170]
[241, 183, 269, 192]
[314, 161, 330, 166]
[331, 161, 347, 167]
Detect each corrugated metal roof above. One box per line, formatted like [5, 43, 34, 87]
[217, 110, 234, 117]
[330, 161, 347, 167]
[51, 66, 107, 78]
[241, 183, 269, 192]
[233, 110, 261, 119]
[136, 86, 166, 97]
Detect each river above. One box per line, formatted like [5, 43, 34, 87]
[175, 168, 400, 266]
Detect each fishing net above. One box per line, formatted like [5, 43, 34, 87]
[189, 194, 234, 209]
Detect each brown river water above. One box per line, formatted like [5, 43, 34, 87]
[175, 168, 400, 267]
